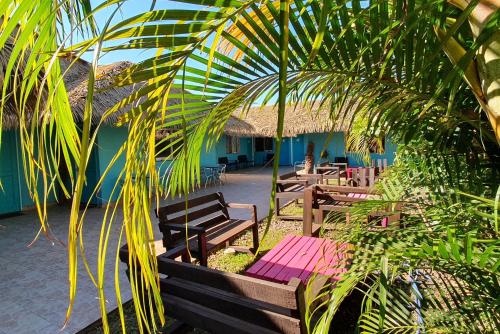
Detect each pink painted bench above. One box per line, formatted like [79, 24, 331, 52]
[246, 235, 351, 284]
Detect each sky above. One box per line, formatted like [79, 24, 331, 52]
[81, 0, 202, 65]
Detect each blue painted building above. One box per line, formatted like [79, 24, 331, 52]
[0, 58, 397, 216]
[224, 104, 398, 168]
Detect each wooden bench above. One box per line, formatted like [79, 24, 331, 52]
[275, 171, 323, 220]
[303, 185, 375, 236]
[303, 185, 400, 236]
[315, 162, 341, 185]
[156, 192, 259, 266]
[119, 251, 309, 334]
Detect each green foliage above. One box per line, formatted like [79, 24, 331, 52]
[312, 145, 499, 333]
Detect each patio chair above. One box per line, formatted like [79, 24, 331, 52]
[201, 167, 216, 187]
[218, 157, 238, 170]
[237, 154, 254, 168]
[334, 156, 349, 165]
[216, 164, 227, 184]
[294, 160, 306, 172]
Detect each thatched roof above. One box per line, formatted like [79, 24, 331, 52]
[0, 47, 187, 128]
[63, 59, 141, 125]
[0, 37, 41, 128]
[1, 41, 343, 137]
[226, 103, 348, 137]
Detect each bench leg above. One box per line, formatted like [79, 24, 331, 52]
[165, 320, 192, 334]
[198, 234, 208, 266]
[181, 252, 190, 263]
[275, 197, 280, 216]
[251, 224, 259, 252]
[315, 208, 323, 226]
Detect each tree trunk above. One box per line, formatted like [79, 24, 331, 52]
[445, 0, 500, 143]
[304, 141, 315, 174]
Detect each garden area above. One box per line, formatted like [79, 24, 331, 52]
[0, 0, 499, 333]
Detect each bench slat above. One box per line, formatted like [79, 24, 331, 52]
[157, 192, 222, 218]
[166, 202, 226, 225]
[163, 293, 284, 334]
[182, 219, 255, 252]
[158, 258, 299, 309]
[161, 278, 302, 333]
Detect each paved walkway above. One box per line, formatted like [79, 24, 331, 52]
[0, 167, 291, 334]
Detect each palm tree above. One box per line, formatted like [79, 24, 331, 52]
[1, 0, 498, 333]
[304, 141, 315, 174]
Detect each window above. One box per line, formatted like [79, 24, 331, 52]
[226, 135, 240, 154]
[254, 137, 273, 152]
[156, 131, 182, 159]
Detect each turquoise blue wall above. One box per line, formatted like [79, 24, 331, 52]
[0, 131, 22, 214]
[155, 136, 219, 176]
[214, 136, 253, 164]
[291, 136, 305, 164]
[279, 138, 292, 165]
[96, 125, 128, 203]
[0, 130, 58, 214]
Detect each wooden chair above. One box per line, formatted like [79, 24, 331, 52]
[275, 171, 323, 220]
[347, 167, 376, 187]
[372, 158, 388, 173]
[156, 192, 259, 266]
[118, 253, 309, 334]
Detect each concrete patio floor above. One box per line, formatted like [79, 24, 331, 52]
[0, 166, 292, 334]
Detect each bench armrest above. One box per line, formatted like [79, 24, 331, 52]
[297, 173, 323, 179]
[276, 179, 309, 185]
[316, 167, 339, 172]
[226, 203, 258, 223]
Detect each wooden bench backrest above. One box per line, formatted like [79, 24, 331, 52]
[277, 172, 323, 192]
[279, 171, 299, 180]
[156, 192, 230, 245]
[158, 257, 306, 334]
[350, 167, 375, 187]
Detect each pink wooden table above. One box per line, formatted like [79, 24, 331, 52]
[246, 235, 350, 284]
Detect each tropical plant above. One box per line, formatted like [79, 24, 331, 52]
[1, 0, 498, 333]
[312, 144, 499, 333]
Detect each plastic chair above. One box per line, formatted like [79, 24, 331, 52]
[216, 164, 227, 184]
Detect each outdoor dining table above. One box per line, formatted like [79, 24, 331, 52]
[202, 165, 225, 184]
[246, 235, 351, 284]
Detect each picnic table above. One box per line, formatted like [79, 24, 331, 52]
[246, 235, 351, 284]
